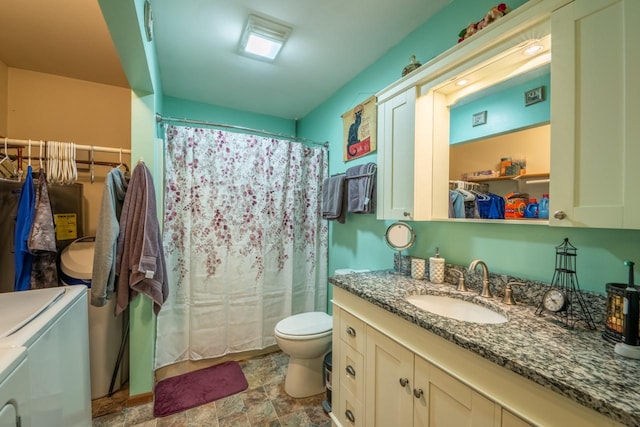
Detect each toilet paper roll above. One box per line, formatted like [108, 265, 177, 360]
[429, 257, 445, 284]
[411, 258, 426, 280]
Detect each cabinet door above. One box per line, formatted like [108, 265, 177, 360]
[365, 326, 414, 426]
[377, 87, 417, 220]
[415, 356, 495, 427]
[551, 0, 640, 228]
[501, 409, 534, 427]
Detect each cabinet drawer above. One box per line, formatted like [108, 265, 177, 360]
[340, 342, 364, 399]
[339, 310, 365, 352]
[338, 385, 364, 427]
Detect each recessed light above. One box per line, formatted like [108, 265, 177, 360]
[456, 79, 469, 86]
[524, 44, 543, 56]
[239, 14, 292, 62]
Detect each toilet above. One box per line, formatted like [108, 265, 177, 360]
[274, 311, 332, 398]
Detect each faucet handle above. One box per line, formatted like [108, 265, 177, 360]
[451, 269, 469, 292]
[503, 282, 525, 305]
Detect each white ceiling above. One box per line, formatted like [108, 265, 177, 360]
[0, 0, 452, 120]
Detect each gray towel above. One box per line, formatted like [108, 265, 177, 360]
[346, 162, 377, 213]
[322, 175, 346, 223]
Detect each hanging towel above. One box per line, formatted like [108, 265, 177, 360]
[28, 170, 58, 289]
[14, 165, 35, 291]
[321, 175, 346, 223]
[91, 168, 128, 307]
[115, 162, 168, 316]
[346, 162, 377, 213]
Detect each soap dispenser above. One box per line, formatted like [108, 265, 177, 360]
[429, 247, 445, 284]
[614, 261, 640, 359]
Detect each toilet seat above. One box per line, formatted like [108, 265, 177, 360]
[275, 312, 332, 340]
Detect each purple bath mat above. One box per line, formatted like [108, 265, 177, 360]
[153, 361, 248, 417]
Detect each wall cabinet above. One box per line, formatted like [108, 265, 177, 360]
[331, 285, 621, 427]
[550, 0, 640, 228]
[376, 87, 417, 220]
[374, 0, 640, 229]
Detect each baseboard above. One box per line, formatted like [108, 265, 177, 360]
[127, 392, 153, 407]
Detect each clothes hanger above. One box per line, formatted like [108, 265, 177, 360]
[0, 138, 17, 179]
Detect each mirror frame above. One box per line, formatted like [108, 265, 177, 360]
[384, 221, 416, 251]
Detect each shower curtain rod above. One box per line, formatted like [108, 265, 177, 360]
[2, 137, 131, 155]
[155, 113, 329, 148]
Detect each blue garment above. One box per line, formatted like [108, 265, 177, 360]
[449, 190, 465, 218]
[14, 166, 36, 291]
[477, 193, 505, 219]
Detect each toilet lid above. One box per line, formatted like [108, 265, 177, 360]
[275, 312, 332, 336]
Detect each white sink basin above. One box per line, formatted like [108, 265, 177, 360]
[405, 295, 508, 324]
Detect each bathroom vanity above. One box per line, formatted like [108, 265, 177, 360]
[329, 272, 638, 427]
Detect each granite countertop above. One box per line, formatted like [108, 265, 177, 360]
[329, 271, 640, 427]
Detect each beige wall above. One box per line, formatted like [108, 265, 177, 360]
[7, 68, 131, 235]
[0, 60, 7, 137]
[449, 124, 551, 180]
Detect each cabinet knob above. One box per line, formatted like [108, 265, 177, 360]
[346, 326, 356, 337]
[345, 409, 356, 423]
[403, 211, 411, 217]
[399, 377, 409, 387]
[553, 210, 567, 220]
[346, 365, 356, 377]
[413, 388, 424, 398]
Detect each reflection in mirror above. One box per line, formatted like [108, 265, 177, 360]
[434, 35, 552, 220]
[385, 221, 415, 251]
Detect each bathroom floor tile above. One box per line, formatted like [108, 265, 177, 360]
[92, 351, 331, 427]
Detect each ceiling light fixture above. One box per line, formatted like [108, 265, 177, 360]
[238, 14, 292, 62]
[456, 78, 469, 86]
[523, 44, 543, 56]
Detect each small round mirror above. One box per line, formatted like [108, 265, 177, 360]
[384, 222, 415, 251]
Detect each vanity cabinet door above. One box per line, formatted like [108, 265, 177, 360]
[501, 409, 534, 427]
[550, 0, 640, 228]
[377, 87, 417, 220]
[365, 326, 414, 426]
[415, 356, 496, 427]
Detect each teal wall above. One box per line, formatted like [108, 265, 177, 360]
[450, 72, 550, 144]
[161, 96, 295, 136]
[297, 0, 640, 295]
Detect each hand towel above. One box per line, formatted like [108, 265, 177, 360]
[115, 162, 168, 316]
[321, 175, 346, 223]
[346, 162, 377, 213]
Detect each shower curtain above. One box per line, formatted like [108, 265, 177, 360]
[155, 125, 328, 369]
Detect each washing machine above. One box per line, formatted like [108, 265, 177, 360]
[0, 286, 92, 427]
[0, 347, 27, 427]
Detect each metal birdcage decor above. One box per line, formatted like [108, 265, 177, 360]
[535, 238, 596, 330]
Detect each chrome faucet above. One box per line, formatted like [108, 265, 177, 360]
[468, 260, 493, 298]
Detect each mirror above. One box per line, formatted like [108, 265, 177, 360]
[426, 34, 552, 220]
[385, 221, 415, 251]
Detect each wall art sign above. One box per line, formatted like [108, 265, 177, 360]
[342, 95, 377, 161]
[525, 86, 545, 106]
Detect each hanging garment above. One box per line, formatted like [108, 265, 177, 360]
[91, 168, 128, 307]
[155, 125, 328, 370]
[14, 165, 35, 291]
[28, 170, 58, 288]
[115, 162, 168, 316]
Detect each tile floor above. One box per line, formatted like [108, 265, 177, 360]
[91, 351, 332, 427]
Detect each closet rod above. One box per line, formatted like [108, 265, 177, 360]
[2, 137, 131, 155]
[155, 113, 329, 148]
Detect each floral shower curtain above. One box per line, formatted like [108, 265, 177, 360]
[155, 125, 328, 369]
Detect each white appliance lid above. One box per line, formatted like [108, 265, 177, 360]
[0, 288, 66, 338]
[276, 312, 332, 336]
[60, 237, 95, 279]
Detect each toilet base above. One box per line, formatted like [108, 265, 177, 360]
[284, 354, 326, 398]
